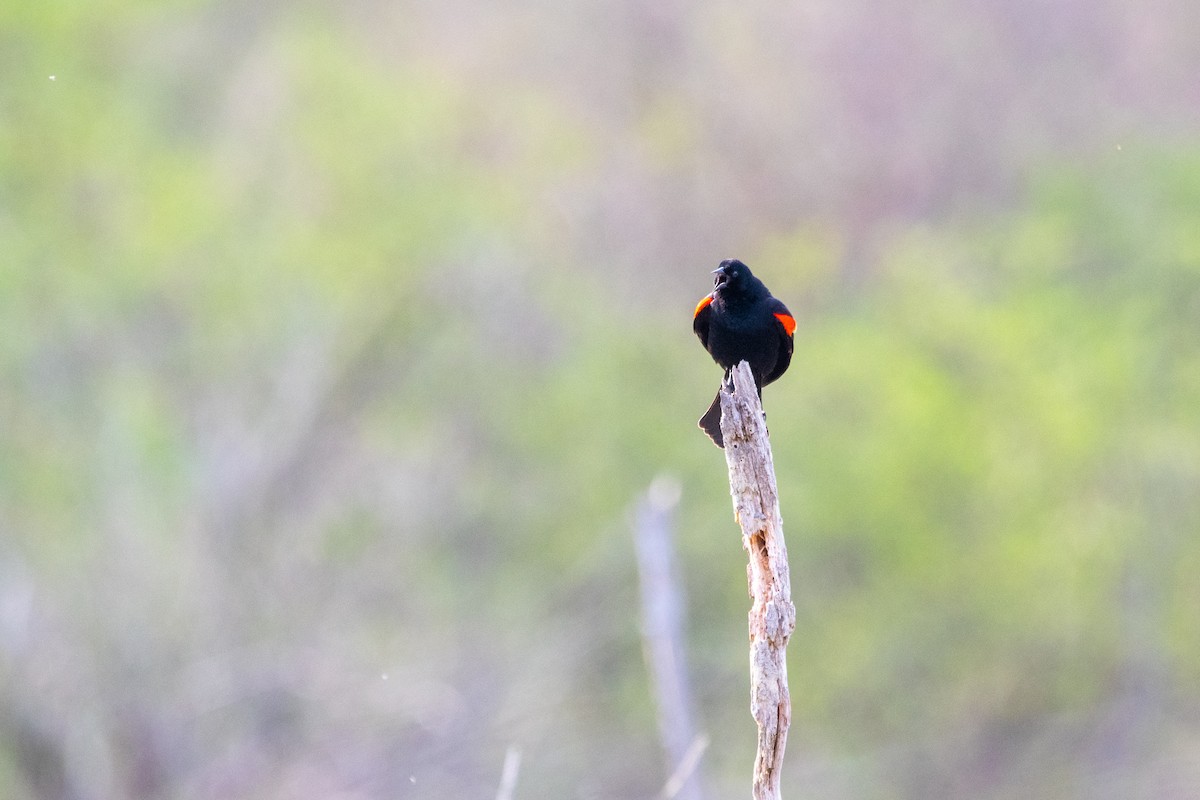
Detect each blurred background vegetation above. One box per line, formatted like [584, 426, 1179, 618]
[3, 1, 1200, 798]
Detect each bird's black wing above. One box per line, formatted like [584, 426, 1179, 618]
[692, 293, 714, 350]
[763, 297, 795, 385]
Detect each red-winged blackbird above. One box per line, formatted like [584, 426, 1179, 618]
[693, 259, 795, 448]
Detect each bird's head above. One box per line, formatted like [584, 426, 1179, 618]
[712, 259, 759, 296]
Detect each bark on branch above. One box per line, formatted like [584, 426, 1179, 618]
[719, 361, 796, 800]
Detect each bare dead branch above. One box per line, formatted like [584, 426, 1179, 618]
[494, 746, 521, 800]
[658, 734, 710, 800]
[719, 361, 797, 800]
[634, 475, 707, 800]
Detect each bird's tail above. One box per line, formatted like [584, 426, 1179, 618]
[698, 390, 724, 448]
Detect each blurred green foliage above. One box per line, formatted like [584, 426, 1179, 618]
[3, 2, 1200, 799]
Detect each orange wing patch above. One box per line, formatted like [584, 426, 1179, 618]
[774, 312, 796, 336]
[693, 294, 714, 317]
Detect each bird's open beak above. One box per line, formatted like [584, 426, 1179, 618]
[712, 266, 729, 290]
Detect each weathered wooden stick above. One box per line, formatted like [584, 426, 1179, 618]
[494, 746, 522, 800]
[719, 361, 796, 800]
[633, 476, 708, 800]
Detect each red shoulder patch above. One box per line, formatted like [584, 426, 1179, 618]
[693, 294, 713, 317]
[774, 312, 796, 336]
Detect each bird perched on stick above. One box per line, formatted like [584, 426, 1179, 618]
[693, 259, 795, 448]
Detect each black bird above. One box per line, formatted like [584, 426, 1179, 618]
[693, 259, 795, 447]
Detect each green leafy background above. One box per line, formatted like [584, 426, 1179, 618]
[4, 3, 1200, 798]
